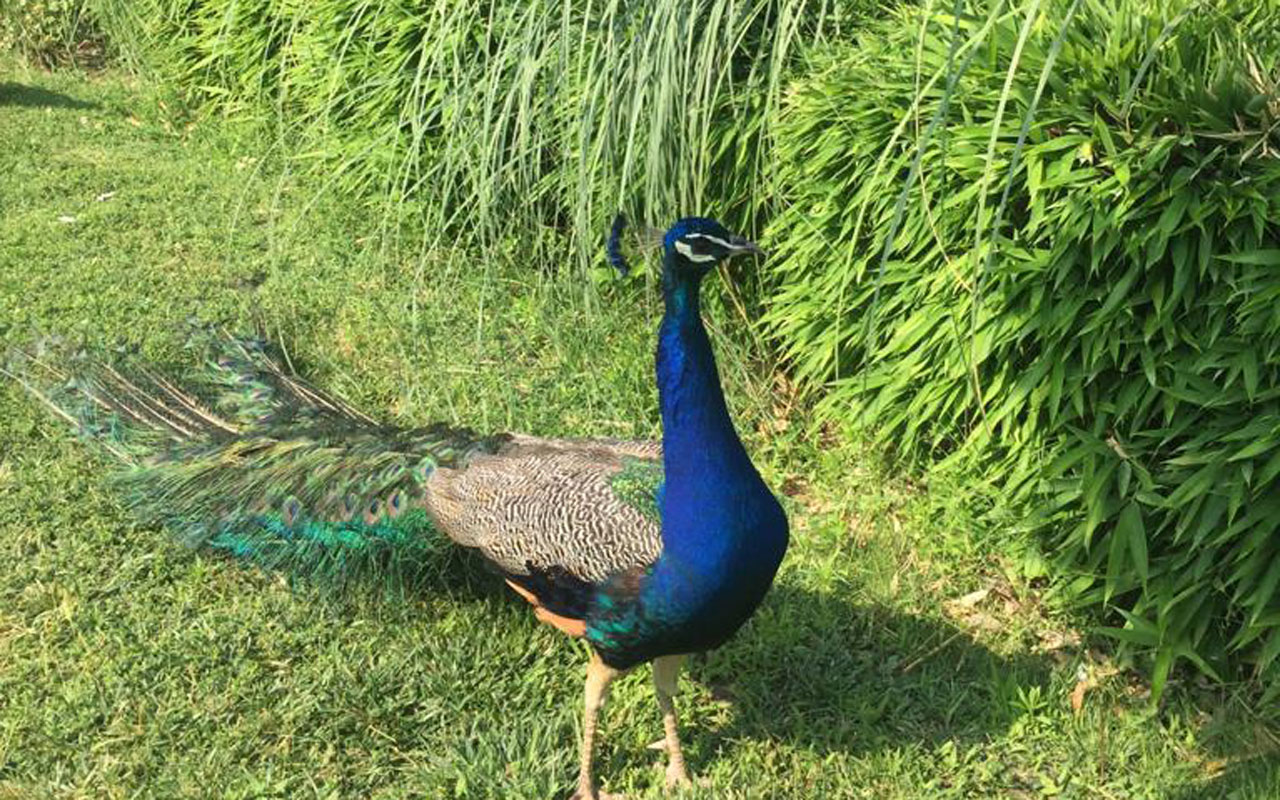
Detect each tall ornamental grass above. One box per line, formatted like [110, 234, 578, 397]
[89, 0, 880, 271]
[765, 0, 1280, 698]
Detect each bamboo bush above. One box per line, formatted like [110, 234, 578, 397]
[765, 0, 1280, 698]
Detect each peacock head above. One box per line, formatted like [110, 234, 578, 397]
[606, 214, 763, 282]
[663, 217, 763, 279]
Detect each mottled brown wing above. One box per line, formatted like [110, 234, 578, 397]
[422, 434, 663, 583]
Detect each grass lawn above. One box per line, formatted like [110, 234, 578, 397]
[1, 59, 1278, 799]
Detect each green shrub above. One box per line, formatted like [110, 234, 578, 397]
[1, 0, 106, 66]
[89, 0, 883, 270]
[765, 0, 1280, 698]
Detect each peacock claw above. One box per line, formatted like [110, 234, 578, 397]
[664, 764, 692, 791]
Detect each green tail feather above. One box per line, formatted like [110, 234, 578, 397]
[187, 328, 378, 428]
[199, 508, 446, 589]
[5, 327, 502, 587]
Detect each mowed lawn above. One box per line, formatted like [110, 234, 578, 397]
[1, 60, 1277, 799]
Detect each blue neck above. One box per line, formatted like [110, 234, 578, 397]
[655, 255, 760, 564]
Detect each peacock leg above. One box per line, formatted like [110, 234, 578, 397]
[571, 652, 624, 800]
[652, 654, 691, 789]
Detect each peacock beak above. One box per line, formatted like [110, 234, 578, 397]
[727, 235, 765, 258]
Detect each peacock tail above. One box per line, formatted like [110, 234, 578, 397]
[7, 329, 488, 585]
[7, 326, 666, 598]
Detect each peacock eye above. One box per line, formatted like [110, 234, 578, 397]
[674, 239, 718, 264]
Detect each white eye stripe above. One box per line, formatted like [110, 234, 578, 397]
[683, 233, 734, 248]
[674, 240, 718, 263]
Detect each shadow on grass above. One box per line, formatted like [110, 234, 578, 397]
[1161, 700, 1280, 800]
[1164, 756, 1280, 800]
[683, 582, 1050, 759]
[0, 82, 100, 110]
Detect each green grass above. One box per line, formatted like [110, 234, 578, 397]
[1, 60, 1278, 799]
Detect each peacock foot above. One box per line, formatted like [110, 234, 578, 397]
[664, 763, 692, 791]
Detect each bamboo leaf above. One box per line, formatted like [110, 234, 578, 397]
[1118, 502, 1149, 584]
[1218, 250, 1280, 266]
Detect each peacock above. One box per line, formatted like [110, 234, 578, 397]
[8, 216, 789, 799]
